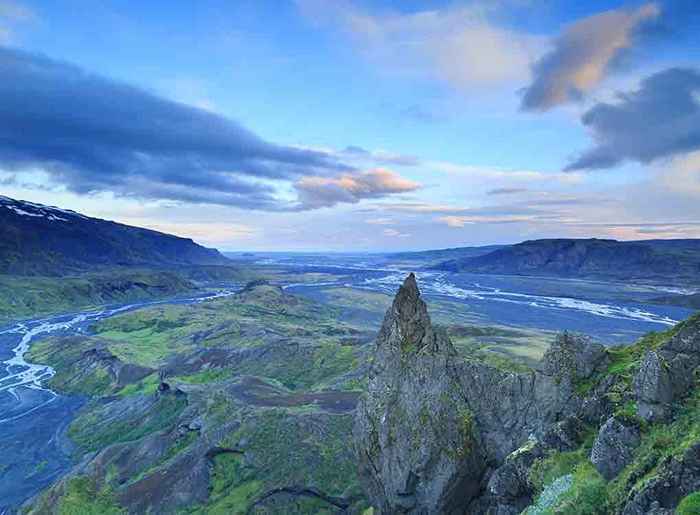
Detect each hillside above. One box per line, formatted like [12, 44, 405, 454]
[433, 238, 700, 285]
[0, 196, 229, 276]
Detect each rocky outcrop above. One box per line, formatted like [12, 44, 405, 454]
[541, 332, 608, 383]
[634, 316, 700, 421]
[353, 274, 485, 513]
[353, 274, 609, 514]
[590, 416, 641, 480]
[622, 442, 700, 515]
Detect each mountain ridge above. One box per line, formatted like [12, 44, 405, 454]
[0, 195, 230, 276]
[430, 238, 700, 285]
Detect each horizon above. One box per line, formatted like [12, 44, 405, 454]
[2, 0, 700, 251]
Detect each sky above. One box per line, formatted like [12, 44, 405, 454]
[1, 0, 700, 251]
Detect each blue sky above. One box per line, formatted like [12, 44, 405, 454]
[1, 0, 699, 251]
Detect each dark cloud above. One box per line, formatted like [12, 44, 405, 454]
[566, 67, 700, 171]
[521, 3, 659, 111]
[0, 46, 352, 209]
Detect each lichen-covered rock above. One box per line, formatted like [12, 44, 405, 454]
[590, 416, 641, 480]
[541, 332, 608, 383]
[634, 351, 674, 421]
[635, 317, 700, 422]
[353, 273, 485, 514]
[622, 442, 700, 515]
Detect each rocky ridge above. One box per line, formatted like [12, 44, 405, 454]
[354, 274, 700, 514]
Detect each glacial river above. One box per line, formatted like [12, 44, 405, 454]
[0, 289, 239, 513]
[0, 257, 696, 511]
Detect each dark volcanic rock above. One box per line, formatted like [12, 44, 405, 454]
[590, 416, 641, 480]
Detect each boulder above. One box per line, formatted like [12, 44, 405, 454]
[590, 416, 641, 480]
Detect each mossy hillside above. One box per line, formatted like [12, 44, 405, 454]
[207, 408, 365, 510]
[68, 394, 187, 453]
[526, 318, 700, 514]
[24, 475, 126, 515]
[0, 269, 197, 325]
[25, 336, 124, 397]
[91, 287, 353, 370]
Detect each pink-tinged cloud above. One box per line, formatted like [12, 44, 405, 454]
[522, 3, 660, 111]
[294, 168, 420, 208]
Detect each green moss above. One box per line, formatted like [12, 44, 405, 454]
[678, 492, 700, 514]
[57, 476, 124, 515]
[551, 462, 608, 514]
[608, 387, 700, 511]
[69, 395, 187, 453]
[529, 429, 596, 494]
[115, 373, 160, 397]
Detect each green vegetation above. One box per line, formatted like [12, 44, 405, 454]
[68, 395, 187, 453]
[116, 373, 160, 397]
[186, 453, 263, 515]
[529, 319, 700, 514]
[678, 492, 700, 514]
[56, 476, 124, 515]
[0, 269, 197, 325]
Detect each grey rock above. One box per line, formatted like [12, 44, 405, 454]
[353, 274, 485, 514]
[634, 351, 674, 421]
[634, 316, 700, 422]
[541, 332, 608, 383]
[354, 274, 603, 514]
[590, 416, 641, 480]
[622, 442, 700, 515]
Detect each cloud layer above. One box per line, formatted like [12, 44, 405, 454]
[521, 3, 660, 111]
[0, 46, 358, 209]
[567, 67, 700, 170]
[294, 168, 419, 209]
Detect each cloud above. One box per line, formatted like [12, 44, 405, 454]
[487, 187, 528, 195]
[383, 228, 411, 238]
[342, 145, 420, 166]
[294, 168, 420, 209]
[566, 67, 700, 170]
[0, 46, 353, 210]
[521, 3, 660, 111]
[297, 0, 542, 91]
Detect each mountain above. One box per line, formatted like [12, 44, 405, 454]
[354, 274, 700, 514]
[387, 245, 506, 266]
[0, 195, 229, 275]
[433, 238, 700, 285]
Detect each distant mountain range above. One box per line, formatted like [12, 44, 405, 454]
[0, 195, 229, 276]
[428, 238, 700, 285]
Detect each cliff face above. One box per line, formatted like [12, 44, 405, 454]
[354, 274, 700, 514]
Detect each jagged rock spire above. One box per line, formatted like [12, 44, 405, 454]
[377, 273, 450, 355]
[355, 273, 484, 513]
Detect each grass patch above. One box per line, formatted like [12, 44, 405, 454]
[116, 373, 160, 397]
[69, 395, 187, 453]
[57, 476, 124, 515]
[678, 492, 700, 514]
